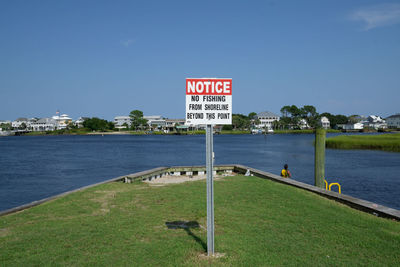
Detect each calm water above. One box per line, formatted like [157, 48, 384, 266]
[0, 134, 399, 211]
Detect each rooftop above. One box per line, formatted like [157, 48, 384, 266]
[257, 111, 280, 118]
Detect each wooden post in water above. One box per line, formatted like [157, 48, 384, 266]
[314, 128, 326, 188]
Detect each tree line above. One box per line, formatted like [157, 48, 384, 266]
[223, 105, 351, 130]
[83, 110, 148, 131]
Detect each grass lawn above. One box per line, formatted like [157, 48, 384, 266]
[326, 133, 400, 152]
[274, 129, 340, 134]
[1, 176, 399, 266]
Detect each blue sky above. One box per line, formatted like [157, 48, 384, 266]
[1, 0, 399, 120]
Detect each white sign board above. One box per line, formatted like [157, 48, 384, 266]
[185, 78, 232, 125]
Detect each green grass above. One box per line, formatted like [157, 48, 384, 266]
[274, 129, 341, 134]
[1, 176, 399, 266]
[326, 133, 400, 152]
[220, 130, 251, 134]
[24, 128, 93, 136]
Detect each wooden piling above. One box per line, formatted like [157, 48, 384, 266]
[314, 128, 326, 188]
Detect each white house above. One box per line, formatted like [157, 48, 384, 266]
[12, 118, 29, 129]
[363, 115, 387, 130]
[74, 117, 89, 128]
[114, 116, 132, 129]
[298, 119, 310, 129]
[386, 114, 400, 128]
[144, 115, 166, 129]
[341, 122, 364, 130]
[256, 111, 280, 130]
[31, 118, 57, 131]
[319, 116, 330, 129]
[52, 114, 72, 129]
[165, 119, 185, 131]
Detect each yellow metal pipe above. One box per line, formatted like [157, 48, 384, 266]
[329, 183, 341, 194]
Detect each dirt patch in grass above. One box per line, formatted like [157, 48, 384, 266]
[198, 252, 226, 259]
[91, 188, 129, 215]
[144, 173, 236, 186]
[0, 228, 10, 237]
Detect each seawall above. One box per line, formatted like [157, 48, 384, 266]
[1, 164, 399, 221]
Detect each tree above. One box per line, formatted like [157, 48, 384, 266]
[300, 105, 319, 128]
[222, 125, 233, 131]
[320, 112, 348, 128]
[232, 114, 251, 130]
[19, 123, 27, 130]
[122, 123, 129, 130]
[248, 112, 257, 119]
[129, 110, 148, 130]
[0, 123, 12, 131]
[348, 115, 361, 124]
[83, 117, 114, 131]
[280, 106, 291, 118]
[280, 105, 301, 128]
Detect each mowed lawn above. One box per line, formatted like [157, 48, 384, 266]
[1, 176, 399, 266]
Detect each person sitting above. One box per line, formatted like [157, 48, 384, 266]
[280, 164, 291, 178]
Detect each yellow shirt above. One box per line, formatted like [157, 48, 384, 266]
[281, 169, 289, 178]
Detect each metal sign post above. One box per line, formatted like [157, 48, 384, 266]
[206, 124, 214, 255]
[185, 78, 232, 256]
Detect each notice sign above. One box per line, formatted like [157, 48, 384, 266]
[185, 78, 232, 125]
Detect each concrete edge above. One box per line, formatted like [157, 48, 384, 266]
[232, 164, 400, 221]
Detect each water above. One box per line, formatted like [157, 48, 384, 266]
[0, 134, 399, 211]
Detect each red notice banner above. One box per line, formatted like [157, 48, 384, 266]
[186, 78, 232, 95]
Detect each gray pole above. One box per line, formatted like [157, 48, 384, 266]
[314, 128, 326, 188]
[206, 124, 214, 255]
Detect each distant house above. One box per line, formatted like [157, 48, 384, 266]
[12, 118, 28, 129]
[144, 115, 166, 129]
[319, 116, 330, 129]
[386, 114, 400, 129]
[114, 116, 131, 129]
[165, 119, 185, 132]
[363, 115, 387, 130]
[0, 120, 11, 124]
[340, 122, 364, 130]
[31, 118, 57, 131]
[256, 111, 280, 130]
[298, 119, 310, 130]
[74, 117, 89, 128]
[52, 114, 72, 129]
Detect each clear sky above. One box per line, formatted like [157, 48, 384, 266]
[1, 0, 399, 121]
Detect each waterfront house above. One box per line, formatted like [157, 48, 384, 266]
[362, 115, 387, 130]
[386, 114, 400, 129]
[31, 118, 57, 131]
[319, 116, 330, 129]
[51, 114, 72, 129]
[256, 111, 280, 130]
[144, 115, 166, 129]
[11, 118, 29, 129]
[114, 116, 132, 129]
[339, 122, 364, 130]
[298, 119, 310, 129]
[74, 117, 89, 128]
[165, 119, 185, 132]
